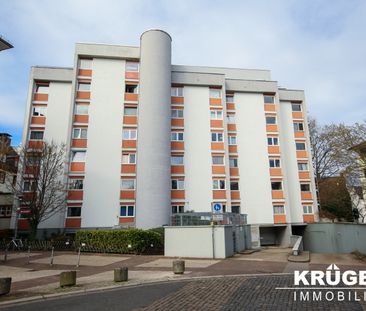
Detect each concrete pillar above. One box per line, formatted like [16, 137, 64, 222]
[173, 260, 185, 274]
[60, 271, 76, 287]
[114, 267, 128, 282]
[136, 30, 172, 229]
[0, 278, 11, 295]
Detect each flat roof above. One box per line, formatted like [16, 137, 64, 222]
[0, 36, 13, 51]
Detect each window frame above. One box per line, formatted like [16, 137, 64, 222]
[75, 104, 89, 115]
[300, 183, 311, 192]
[120, 205, 135, 217]
[35, 84, 49, 94]
[264, 95, 275, 104]
[298, 162, 309, 171]
[269, 158, 281, 168]
[122, 153, 136, 164]
[303, 205, 313, 214]
[266, 116, 277, 125]
[0, 205, 12, 218]
[210, 110, 223, 120]
[67, 206, 82, 217]
[171, 132, 184, 141]
[271, 181, 283, 191]
[121, 179, 136, 190]
[29, 131, 44, 140]
[213, 179, 226, 190]
[212, 155, 224, 166]
[171, 179, 185, 190]
[171, 87, 183, 97]
[209, 89, 221, 99]
[32, 106, 47, 117]
[71, 151, 86, 162]
[171, 155, 184, 166]
[68, 179, 84, 190]
[293, 122, 304, 132]
[122, 129, 137, 140]
[72, 128, 88, 139]
[273, 205, 285, 215]
[79, 58, 92, 70]
[211, 132, 224, 142]
[172, 205, 185, 214]
[230, 181, 239, 191]
[124, 107, 138, 116]
[125, 84, 139, 94]
[126, 62, 139, 72]
[171, 109, 184, 119]
[77, 82, 91, 92]
[228, 136, 237, 145]
[292, 103, 302, 112]
[267, 136, 279, 146]
[296, 142, 306, 151]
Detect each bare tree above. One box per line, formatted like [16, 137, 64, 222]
[11, 141, 67, 239]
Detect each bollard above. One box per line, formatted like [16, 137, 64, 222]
[76, 247, 81, 267]
[3, 248, 7, 262]
[0, 278, 12, 295]
[114, 267, 128, 282]
[27, 246, 31, 264]
[172, 260, 185, 274]
[50, 247, 54, 266]
[60, 271, 76, 287]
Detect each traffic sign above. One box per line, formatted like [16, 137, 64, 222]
[213, 203, 222, 213]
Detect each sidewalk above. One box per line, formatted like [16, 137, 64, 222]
[0, 247, 365, 306]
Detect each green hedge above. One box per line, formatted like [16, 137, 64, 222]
[75, 228, 163, 254]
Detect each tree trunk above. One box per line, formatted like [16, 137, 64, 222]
[28, 219, 39, 240]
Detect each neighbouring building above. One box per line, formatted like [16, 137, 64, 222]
[17, 29, 318, 245]
[0, 36, 13, 52]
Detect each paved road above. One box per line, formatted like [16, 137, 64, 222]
[2, 276, 365, 311]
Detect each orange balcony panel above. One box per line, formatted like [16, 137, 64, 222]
[123, 116, 137, 125]
[213, 190, 226, 199]
[266, 124, 278, 132]
[292, 112, 303, 119]
[171, 119, 184, 127]
[70, 162, 85, 172]
[264, 104, 276, 112]
[171, 165, 184, 174]
[74, 115, 89, 123]
[212, 166, 225, 174]
[211, 142, 224, 150]
[229, 145, 237, 153]
[125, 72, 139, 79]
[78, 69, 92, 77]
[171, 190, 185, 199]
[303, 214, 315, 223]
[121, 164, 136, 174]
[210, 98, 222, 106]
[171, 96, 184, 104]
[119, 217, 135, 224]
[67, 190, 83, 201]
[294, 131, 305, 138]
[120, 190, 135, 200]
[76, 91, 90, 99]
[72, 139, 87, 148]
[23, 193, 35, 201]
[231, 191, 240, 200]
[274, 215, 286, 224]
[65, 218, 81, 228]
[122, 140, 137, 149]
[210, 120, 223, 128]
[299, 171, 310, 179]
[28, 141, 44, 149]
[25, 165, 39, 175]
[33, 93, 48, 101]
[301, 192, 313, 200]
[268, 146, 280, 154]
[125, 93, 138, 101]
[230, 168, 239, 176]
[270, 168, 282, 176]
[227, 124, 236, 131]
[171, 142, 184, 150]
[226, 103, 235, 110]
[31, 116, 46, 125]
[272, 190, 284, 200]
[18, 219, 30, 230]
[296, 151, 308, 158]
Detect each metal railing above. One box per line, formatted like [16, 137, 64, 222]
[170, 212, 247, 226]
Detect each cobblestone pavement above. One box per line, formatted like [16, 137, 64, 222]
[136, 276, 366, 311]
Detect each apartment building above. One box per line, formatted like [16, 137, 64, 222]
[18, 29, 318, 244]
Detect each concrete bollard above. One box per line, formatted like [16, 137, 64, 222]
[172, 260, 185, 274]
[0, 278, 11, 295]
[114, 267, 128, 282]
[60, 271, 76, 287]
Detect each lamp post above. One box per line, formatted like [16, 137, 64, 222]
[13, 196, 22, 240]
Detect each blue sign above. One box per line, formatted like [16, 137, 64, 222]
[213, 203, 222, 212]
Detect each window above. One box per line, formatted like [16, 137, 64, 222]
[212, 156, 224, 165]
[72, 128, 88, 139]
[0, 172, 5, 183]
[71, 151, 86, 162]
[171, 155, 184, 165]
[229, 158, 238, 168]
[121, 179, 135, 190]
[30, 131, 44, 140]
[126, 62, 139, 72]
[296, 142, 306, 150]
[213, 179, 225, 190]
[210, 110, 223, 119]
[269, 158, 281, 168]
[267, 137, 279, 146]
[171, 87, 183, 97]
[211, 132, 223, 142]
[209, 89, 221, 98]
[171, 109, 184, 118]
[227, 115, 235, 124]
[125, 84, 138, 94]
[122, 129, 137, 140]
[79, 59, 92, 69]
[298, 162, 309, 171]
[264, 95, 274, 104]
[122, 153, 136, 164]
[171, 179, 184, 190]
[226, 95, 234, 102]
[292, 103, 302, 112]
[231, 205, 240, 214]
[273, 205, 285, 214]
[32, 106, 46, 117]
[78, 83, 90, 91]
[171, 132, 184, 141]
[35, 84, 49, 94]
[23, 180, 36, 192]
[300, 184, 311, 192]
[228, 136, 237, 145]
[120, 205, 134, 217]
[266, 116, 276, 124]
[0, 206, 12, 218]
[271, 181, 282, 190]
[293, 122, 304, 131]
[124, 107, 137, 116]
[230, 181, 239, 191]
[69, 179, 83, 190]
[67, 206, 81, 217]
[172, 205, 184, 214]
[75, 104, 89, 115]
[303, 205, 313, 214]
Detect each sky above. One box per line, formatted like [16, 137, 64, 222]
[0, 0, 365, 145]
